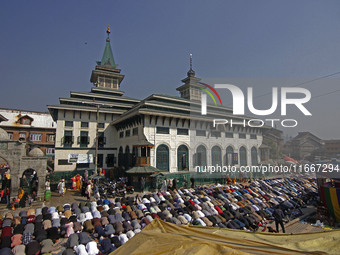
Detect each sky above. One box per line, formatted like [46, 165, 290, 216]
[1, 1, 340, 139]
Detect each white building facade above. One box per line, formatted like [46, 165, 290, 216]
[49, 28, 266, 173]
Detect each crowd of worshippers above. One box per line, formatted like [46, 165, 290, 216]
[0, 178, 317, 255]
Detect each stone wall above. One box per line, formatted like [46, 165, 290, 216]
[0, 140, 47, 200]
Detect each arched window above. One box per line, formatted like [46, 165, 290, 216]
[177, 145, 189, 171]
[239, 146, 247, 166]
[156, 144, 169, 171]
[132, 147, 138, 157]
[212, 146, 222, 166]
[196, 145, 207, 167]
[226, 146, 234, 165]
[132, 147, 138, 166]
[251, 147, 258, 165]
[124, 145, 132, 168]
[118, 146, 124, 167]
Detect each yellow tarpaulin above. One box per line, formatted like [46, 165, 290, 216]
[111, 219, 340, 255]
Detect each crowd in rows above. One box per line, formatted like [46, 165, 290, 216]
[0, 178, 317, 255]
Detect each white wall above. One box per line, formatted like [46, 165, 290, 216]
[142, 115, 262, 173]
[54, 109, 119, 171]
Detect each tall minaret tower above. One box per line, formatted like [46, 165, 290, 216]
[176, 54, 205, 101]
[90, 25, 125, 90]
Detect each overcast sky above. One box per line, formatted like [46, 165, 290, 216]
[1, 1, 340, 139]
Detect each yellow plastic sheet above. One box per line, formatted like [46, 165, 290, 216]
[111, 219, 340, 255]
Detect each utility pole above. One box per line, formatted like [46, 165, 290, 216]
[94, 104, 100, 176]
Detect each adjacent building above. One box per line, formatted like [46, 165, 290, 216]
[48, 27, 268, 173]
[0, 113, 48, 200]
[324, 140, 340, 158]
[0, 108, 56, 167]
[283, 132, 324, 160]
[260, 128, 284, 162]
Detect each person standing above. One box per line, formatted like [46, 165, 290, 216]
[93, 183, 100, 200]
[86, 182, 92, 201]
[273, 206, 286, 233]
[5, 171, 10, 184]
[18, 187, 24, 200]
[71, 177, 76, 190]
[44, 177, 51, 202]
[190, 177, 195, 188]
[157, 178, 162, 192]
[75, 174, 81, 190]
[168, 179, 172, 190]
[81, 178, 87, 197]
[161, 178, 167, 192]
[78, 175, 83, 190]
[57, 179, 65, 197]
[2, 172, 7, 190]
[84, 170, 88, 183]
[140, 177, 145, 193]
[172, 178, 177, 190]
[5, 187, 10, 205]
[31, 175, 38, 199]
[45, 178, 51, 192]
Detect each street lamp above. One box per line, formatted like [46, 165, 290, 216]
[82, 101, 101, 176]
[94, 104, 100, 176]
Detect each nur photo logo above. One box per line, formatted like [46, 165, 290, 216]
[200, 83, 312, 128]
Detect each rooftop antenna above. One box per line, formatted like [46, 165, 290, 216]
[187, 53, 195, 77]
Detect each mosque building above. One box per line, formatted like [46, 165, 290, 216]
[48, 27, 266, 176]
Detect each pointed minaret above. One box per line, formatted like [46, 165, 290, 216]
[90, 25, 124, 90]
[176, 54, 204, 101]
[100, 25, 116, 67]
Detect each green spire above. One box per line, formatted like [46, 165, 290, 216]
[100, 25, 117, 68]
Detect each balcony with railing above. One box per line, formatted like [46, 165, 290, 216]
[133, 143, 153, 167]
[136, 156, 150, 166]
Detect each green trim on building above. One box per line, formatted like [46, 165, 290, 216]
[55, 147, 117, 150]
[126, 166, 162, 174]
[101, 39, 116, 68]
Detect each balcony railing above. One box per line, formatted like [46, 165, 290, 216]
[136, 156, 150, 166]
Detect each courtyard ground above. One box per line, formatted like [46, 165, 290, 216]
[0, 189, 332, 234]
